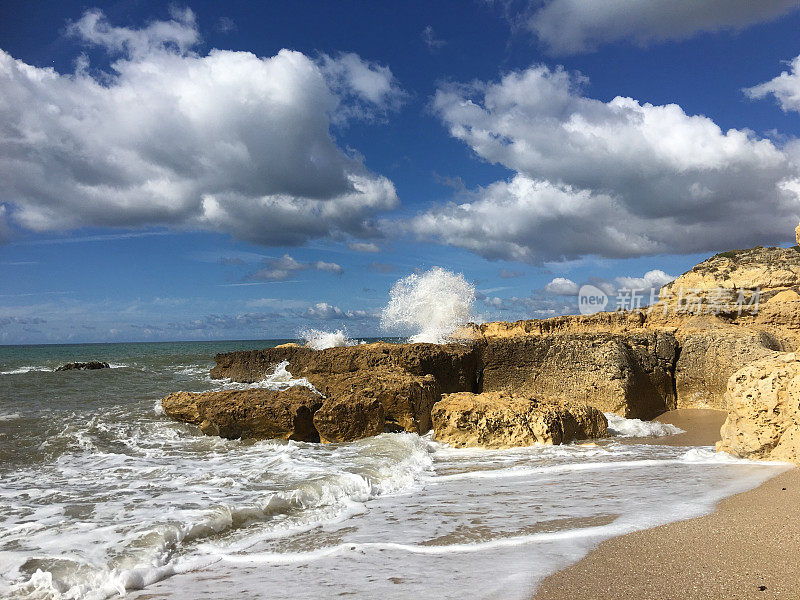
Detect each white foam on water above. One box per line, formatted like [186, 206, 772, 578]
[0, 366, 49, 375]
[211, 361, 320, 393]
[380, 267, 475, 344]
[0, 412, 21, 422]
[605, 412, 685, 437]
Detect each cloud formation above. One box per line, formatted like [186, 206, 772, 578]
[745, 53, 800, 113]
[412, 64, 800, 263]
[250, 254, 343, 281]
[544, 277, 579, 295]
[523, 0, 798, 55]
[0, 9, 401, 245]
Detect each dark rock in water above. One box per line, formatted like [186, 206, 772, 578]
[55, 361, 110, 371]
[161, 388, 322, 442]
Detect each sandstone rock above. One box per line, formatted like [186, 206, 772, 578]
[658, 246, 800, 309]
[796, 221, 800, 246]
[56, 361, 110, 371]
[161, 388, 322, 442]
[431, 391, 607, 449]
[673, 317, 783, 409]
[211, 341, 480, 394]
[468, 310, 648, 340]
[308, 368, 440, 434]
[313, 396, 385, 444]
[479, 332, 677, 419]
[717, 353, 800, 464]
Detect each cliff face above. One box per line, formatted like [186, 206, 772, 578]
[480, 332, 677, 419]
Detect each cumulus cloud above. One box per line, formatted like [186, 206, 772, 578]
[745, 53, 800, 113]
[0, 9, 400, 245]
[412, 64, 800, 263]
[544, 277, 579, 295]
[251, 254, 343, 281]
[614, 269, 675, 293]
[523, 0, 798, 55]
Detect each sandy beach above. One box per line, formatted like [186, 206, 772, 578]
[535, 409, 799, 600]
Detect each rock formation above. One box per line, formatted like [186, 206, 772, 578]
[431, 392, 607, 448]
[158, 234, 800, 456]
[672, 316, 783, 409]
[161, 388, 323, 442]
[56, 361, 110, 371]
[480, 332, 677, 419]
[717, 353, 800, 463]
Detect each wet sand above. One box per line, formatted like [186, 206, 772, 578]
[534, 409, 799, 600]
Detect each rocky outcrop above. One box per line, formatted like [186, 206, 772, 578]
[56, 361, 110, 371]
[310, 368, 441, 435]
[479, 332, 677, 419]
[313, 395, 385, 443]
[211, 342, 480, 394]
[161, 388, 322, 442]
[431, 392, 607, 448]
[717, 353, 800, 464]
[658, 245, 800, 310]
[672, 317, 783, 409]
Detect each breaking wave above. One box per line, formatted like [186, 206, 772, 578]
[380, 267, 475, 344]
[299, 329, 361, 350]
[605, 413, 685, 438]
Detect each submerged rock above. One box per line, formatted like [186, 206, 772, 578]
[161, 388, 323, 442]
[55, 361, 110, 371]
[431, 391, 607, 449]
[717, 353, 800, 464]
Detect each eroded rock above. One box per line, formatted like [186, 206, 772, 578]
[479, 332, 677, 420]
[161, 388, 323, 442]
[717, 353, 800, 464]
[431, 391, 607, 449]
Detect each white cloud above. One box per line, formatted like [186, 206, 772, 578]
[412, 64, 800, 263]
[614, 269, 675, 292]
[524, 0, 798, 55]
[348, 241, 380, 252]
[745, 53, 800, 113]
[251, 254, 343, 281]
[544, 277, 579, 295]
[0, 9, 401, 245]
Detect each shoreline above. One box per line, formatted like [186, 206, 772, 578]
[534, 409, 799, 600]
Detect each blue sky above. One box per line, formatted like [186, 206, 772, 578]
[2, 0, 800, 344]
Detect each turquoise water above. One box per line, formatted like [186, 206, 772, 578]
[0, 341, 789, 600]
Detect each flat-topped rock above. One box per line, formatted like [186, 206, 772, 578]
[431, 391, 607, 449]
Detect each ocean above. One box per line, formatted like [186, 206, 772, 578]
[0, 340, 789, 600]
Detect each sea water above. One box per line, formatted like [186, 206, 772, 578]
[0, 340, 789, 600]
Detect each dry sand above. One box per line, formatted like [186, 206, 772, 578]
[534, 409, 800, 600]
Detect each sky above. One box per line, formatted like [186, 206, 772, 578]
[1, 0, 800, 344]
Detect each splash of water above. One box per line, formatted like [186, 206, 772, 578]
[300, 329, 360, 350]
[380, 267, 475, 344]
